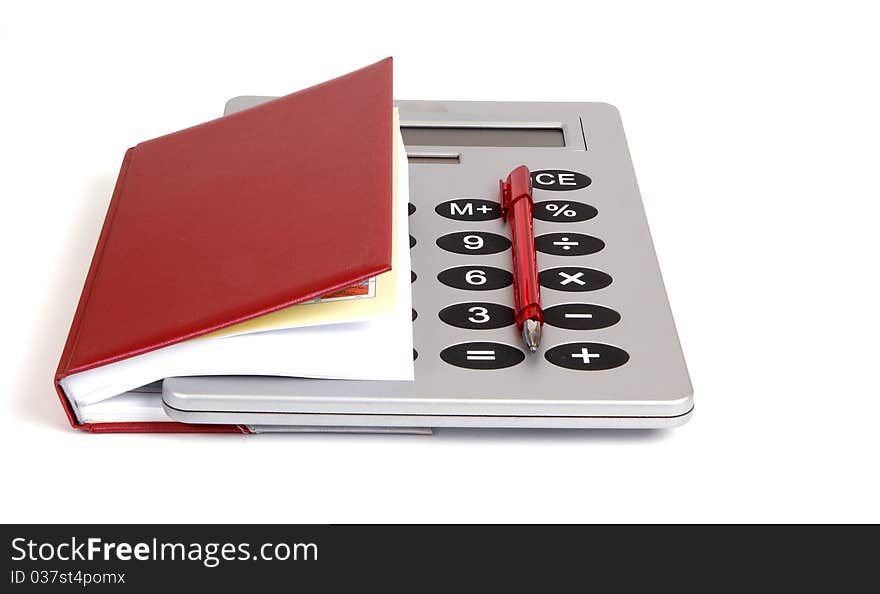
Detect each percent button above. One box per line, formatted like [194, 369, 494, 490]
[534, 200, 597, 223]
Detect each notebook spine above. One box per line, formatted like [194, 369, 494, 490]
[55, 148, 135, 428]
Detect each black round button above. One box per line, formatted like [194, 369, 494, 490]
[533, 200, 597, 222]
[410, 235, 416, 248]
[439, 302, 515, 330]
[408, 203, 416, 216]
[539, 267, 612, 292]
[531, 169, 592, 191]
[441, 342, 525, 370]
[438, 266, 513, 291]
[412, 309, 418, 321]
[544, 342, 629, 371]
[435, 199, 501, 221]
[436, 231, 510, 255]
[411, 271, 417, 283]
[535, 232, 604, 256]
[543, 303, 620, 330]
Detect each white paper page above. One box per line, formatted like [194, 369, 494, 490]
[62, 129, 413, 408]
[77, 392, 170, 423]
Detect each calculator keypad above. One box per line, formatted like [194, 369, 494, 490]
[430, 166, 628, 374]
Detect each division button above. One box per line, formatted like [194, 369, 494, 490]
[439, 302, 515, 330]
[533, 200, 597, 222]
[545, 342, 629, 370]
[437, 266, 513, 291]
[543, 304, 620, 330]
[539, 267, 612, 292]
[435, 199, 501, 221]
[436, 231, 511, 255]
[535, 232, 605, 256]
[440, 342, 525, 370]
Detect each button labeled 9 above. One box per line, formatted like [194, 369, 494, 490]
[436, 231, 510, 255]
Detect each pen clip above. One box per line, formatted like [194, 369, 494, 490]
[500, 165, 532, 222]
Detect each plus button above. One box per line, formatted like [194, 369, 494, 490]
[571, 347, 601, 365]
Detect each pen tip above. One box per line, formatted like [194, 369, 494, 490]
[523, 319, 542, 353]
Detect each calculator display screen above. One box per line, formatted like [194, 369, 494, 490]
[401, 126, 564, 148]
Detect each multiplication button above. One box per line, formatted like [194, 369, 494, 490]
[543, 304, 620, 330]
[545, 342, 629, 371]
[539, 267, 612, 291]
[535, 233, 604, 256]
[440, 342, 524, 370]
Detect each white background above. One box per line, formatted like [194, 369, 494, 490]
[2, 0, 878, 523]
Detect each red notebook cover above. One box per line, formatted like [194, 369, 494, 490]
[55, 58, 394, 432]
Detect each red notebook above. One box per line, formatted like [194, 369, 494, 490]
[55, 58, 394, 433]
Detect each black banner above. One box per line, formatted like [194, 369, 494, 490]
[1, 525, 875, 590]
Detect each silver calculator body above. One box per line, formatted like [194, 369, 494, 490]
[162, 99, 693, 430]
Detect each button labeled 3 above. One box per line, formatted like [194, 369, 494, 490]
[439, 302, 515, 330]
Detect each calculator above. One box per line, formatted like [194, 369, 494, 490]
[162, 99, 693, 430]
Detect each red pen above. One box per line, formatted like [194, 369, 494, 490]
[501, 165, 544, 352]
